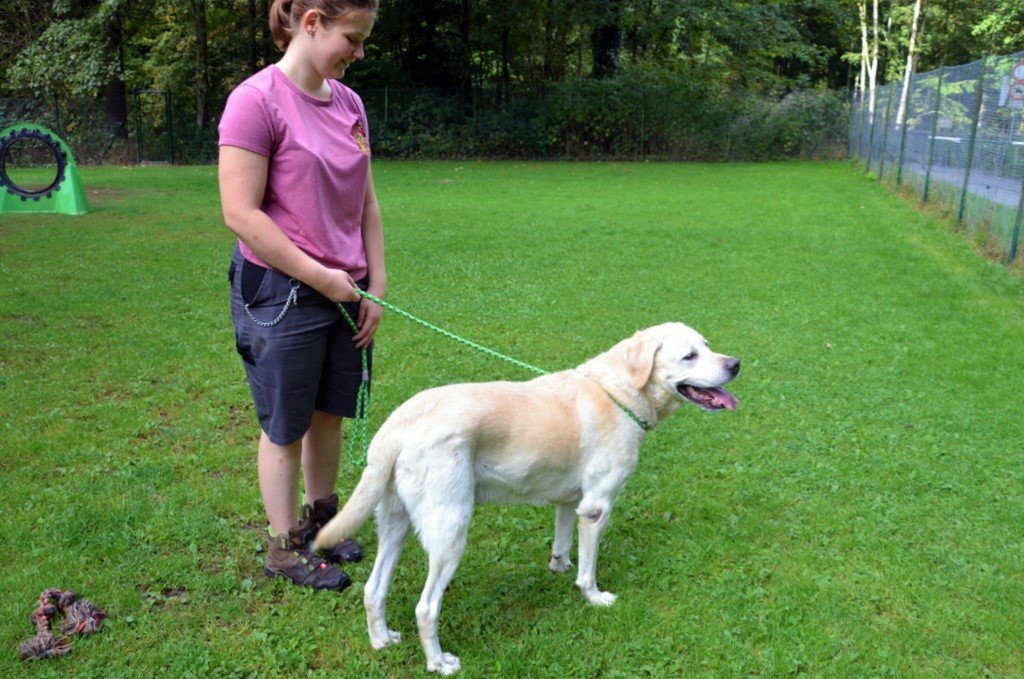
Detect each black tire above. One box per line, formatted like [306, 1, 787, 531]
[0, 127, 68, 202]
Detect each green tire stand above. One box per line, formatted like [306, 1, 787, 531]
[0, 124, 89, 215]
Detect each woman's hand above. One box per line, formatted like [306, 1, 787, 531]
[353, 294, 383, 348]
[315, 267, 361, 303]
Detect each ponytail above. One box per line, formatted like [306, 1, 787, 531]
[269, 0, 295, 51]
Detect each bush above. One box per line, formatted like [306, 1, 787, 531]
[2, 73, 851, 163]
[362, 72, 850, 161]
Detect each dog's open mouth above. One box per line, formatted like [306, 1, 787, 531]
[677, 384, 738, 411]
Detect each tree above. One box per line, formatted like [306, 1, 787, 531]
[972, 1, 1024, 54]
[895, 0, 926, 127]
[0, 0, 52, 88]
[186, 0, 211, 130]
[590, 0, 622, 78]
[5, 0, 155, 134]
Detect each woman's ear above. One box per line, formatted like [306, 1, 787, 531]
[299, 9, 321, 36]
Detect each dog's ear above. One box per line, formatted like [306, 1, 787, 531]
[620, 330, 660, 389]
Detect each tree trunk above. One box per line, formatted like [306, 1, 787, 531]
[194, 0, 209, 130]
[458, 0, 471, 109]
[895, 0, 926, 127]
[858, 1, 868, 97]
[543, 0, 553, 80]
[590, 0, 621, 79]
[104, 4, 128, 138]
[258, 0, 273, 60]
[247, 0, 258, 73]
[501, 23, 510, 103]
[860, 0, 880, 124]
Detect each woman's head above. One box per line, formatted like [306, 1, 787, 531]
[269, 0, 378, 52]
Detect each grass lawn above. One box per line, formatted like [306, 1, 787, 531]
[2, 160, 1023, 677]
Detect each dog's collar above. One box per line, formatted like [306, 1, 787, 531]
[612, 398, 652, 432]
[574, 370, 651, 432]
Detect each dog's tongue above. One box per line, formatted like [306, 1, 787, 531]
[710, 387, 738, 411]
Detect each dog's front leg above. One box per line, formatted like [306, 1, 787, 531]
[549, 502, 575, 573]
[574, 499, 615, 606]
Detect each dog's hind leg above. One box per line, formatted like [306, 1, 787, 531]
[415, 517, 469, 676]
[407, 462, 473, 675]
[365, 490, 409, 650]
[549, 502, 575, 573]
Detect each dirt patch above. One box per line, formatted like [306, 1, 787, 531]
[85, 186, 132, 204]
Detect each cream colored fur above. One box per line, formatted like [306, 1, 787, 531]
[315, 322, 739, 675]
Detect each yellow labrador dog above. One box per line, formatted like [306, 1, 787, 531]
[316, 322, 739, 675]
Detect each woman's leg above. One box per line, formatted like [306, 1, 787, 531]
[257, 431, 302, 534]
[302, 409, 343, 502]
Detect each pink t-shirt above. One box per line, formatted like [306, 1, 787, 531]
[218, 65, 372, 279]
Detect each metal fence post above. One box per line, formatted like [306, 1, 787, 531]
[52, 93, 62, 134]
[134, 90, 143, 165]
[1009, 173, 1024, 263]
[382, 85, 389, 145]
[957, 59, 987, 224]
[640, 82, 646, 162]
[848, 88, 856, 157]
[922, 66, 945, 203]
[878, 84, 896, 180]
[165, 90, 174, 164]
[855, 91, 865, 159]
[853, 89, 867, 160]
[896, 74, 914, 187]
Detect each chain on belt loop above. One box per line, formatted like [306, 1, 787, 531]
[244, 278, 300, 327]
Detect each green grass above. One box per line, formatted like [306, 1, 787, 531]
[2, 161, 1023, 677]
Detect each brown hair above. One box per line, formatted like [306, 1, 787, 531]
[269, 0, 378, 51]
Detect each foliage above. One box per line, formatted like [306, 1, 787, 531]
[2, 1, 1021, 161]
[2, 162, 1024, 676]
[361, 72, 848, 160]
[972, 0, 1024, 52]
[5, 8, 116, 97]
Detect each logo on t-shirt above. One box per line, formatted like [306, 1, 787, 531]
[352, 121, 371, 156]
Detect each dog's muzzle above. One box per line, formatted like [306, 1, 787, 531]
[676, 357, 740, 411]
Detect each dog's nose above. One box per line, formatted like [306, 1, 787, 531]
[725, 357, 740, 375]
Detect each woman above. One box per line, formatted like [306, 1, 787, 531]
[218, 0, 383, 591]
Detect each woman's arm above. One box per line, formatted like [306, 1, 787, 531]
[218, 145, 359, 303]
[353, 166, 385, 348]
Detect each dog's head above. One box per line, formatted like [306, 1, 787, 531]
[624, 323, 740, 413]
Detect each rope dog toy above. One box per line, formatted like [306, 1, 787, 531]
[18, 589, 107, 661]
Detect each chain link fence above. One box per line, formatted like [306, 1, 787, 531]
[850, 51, 1024, 263]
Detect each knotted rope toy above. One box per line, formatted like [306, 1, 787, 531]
[18, 588, 107, 661]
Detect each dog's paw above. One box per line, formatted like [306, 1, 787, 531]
[586, 590, 617, 607]
[549, 554, 573, 573]
[369, 629, 402, 649]
[427, 652, 461, 675]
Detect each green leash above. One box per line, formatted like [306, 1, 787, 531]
[335, 302, 372, 465]
[336, 289, 652, 464]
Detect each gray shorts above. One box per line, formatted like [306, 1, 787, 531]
[229, 247, 372, 445]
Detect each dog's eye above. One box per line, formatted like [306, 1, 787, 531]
[683, 352, 697, 361]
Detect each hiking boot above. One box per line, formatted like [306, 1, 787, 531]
[309, 493, 364, 564]
[263, 525, 351, 591]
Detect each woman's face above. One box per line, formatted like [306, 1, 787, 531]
[313, 10, 375, 80]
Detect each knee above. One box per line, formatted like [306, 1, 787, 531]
[415, 600, 434, 626]
[576, 501, 610, 524]
[310, 410, 343, 431]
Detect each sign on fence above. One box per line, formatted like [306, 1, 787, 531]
[1000, 60, 1024, 109]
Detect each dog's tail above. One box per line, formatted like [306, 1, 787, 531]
[313, 428, 402, 550]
